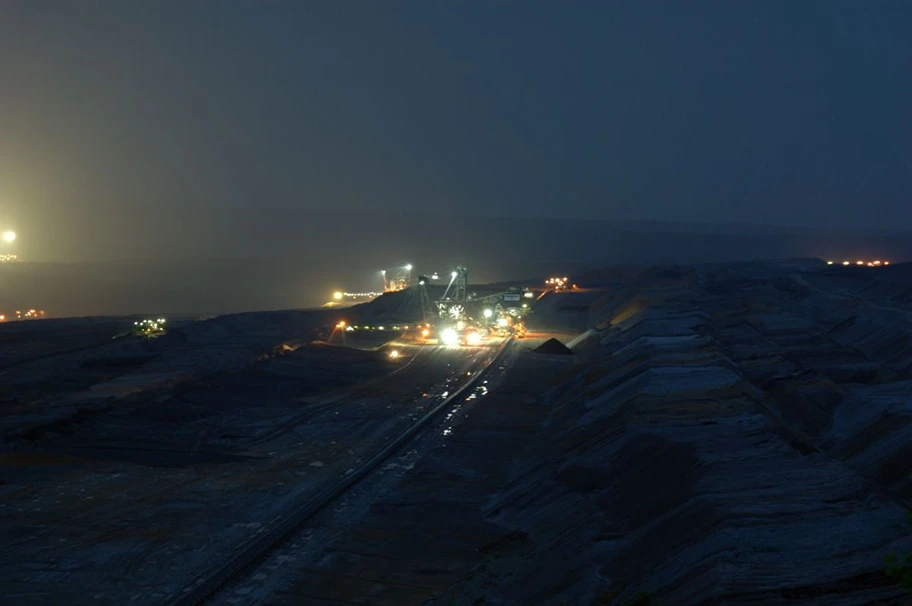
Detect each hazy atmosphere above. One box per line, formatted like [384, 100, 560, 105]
[3, 2, 912, 315]
[3, 2, 911, 245]
[7, 3, 912, 605]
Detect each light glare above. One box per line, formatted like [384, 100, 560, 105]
[441, 328, 459, 346]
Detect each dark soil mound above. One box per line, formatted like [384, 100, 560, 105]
[533, 338, 575, 355]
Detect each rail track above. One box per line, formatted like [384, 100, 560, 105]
[172, 337, 513, 605]
[242, 343, 433, 448]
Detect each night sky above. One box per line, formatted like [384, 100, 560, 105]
[1, 1, 911, 265]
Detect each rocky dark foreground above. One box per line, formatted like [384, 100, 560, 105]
[3, 260, 912, 605]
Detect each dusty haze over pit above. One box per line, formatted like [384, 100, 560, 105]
[1, 2, 910, 316]
[2, 206, 912, 317]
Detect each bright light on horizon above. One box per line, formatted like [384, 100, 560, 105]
[1, 231, 15, 243]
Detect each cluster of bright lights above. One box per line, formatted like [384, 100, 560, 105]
[827, 260, 891, 267]
[381, 264, 414, 293]
[523, 290, 534, 299]
[0, 253, 18, 263]
[0, 309, 46, 322]
[134, 317, 166, 334]
[546, 276, 570, 290]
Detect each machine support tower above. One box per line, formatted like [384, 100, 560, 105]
[438, 266, 469, 320]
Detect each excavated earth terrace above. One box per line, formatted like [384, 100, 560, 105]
[2, 260, 912, 605]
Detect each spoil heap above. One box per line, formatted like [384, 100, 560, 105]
[533, 338, 574, 355]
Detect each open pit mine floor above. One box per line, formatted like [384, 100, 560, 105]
[0, 312, 515, 604]
[5, 261, 912, 605]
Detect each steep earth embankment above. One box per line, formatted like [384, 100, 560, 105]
[454, 263, 912, 604]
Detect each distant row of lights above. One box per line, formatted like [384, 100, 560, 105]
[335, 321, 435, 334]
[0, 308, 45, 322]
[335, 321, 414, 331]
[333, 291, 382, 300]
[827, 260, 891, 267]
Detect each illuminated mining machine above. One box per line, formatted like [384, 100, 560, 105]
[413, 266, 532, 345]
[382, 264, 413, 293]
[330, 264, 534, 347]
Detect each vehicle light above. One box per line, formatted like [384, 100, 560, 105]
[441, 328, 459, 346]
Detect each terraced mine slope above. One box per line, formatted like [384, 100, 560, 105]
[3, 261, 912, 605]
[248, 262, 912, 605]
[432, 262, 912, 604]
